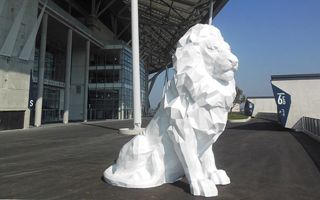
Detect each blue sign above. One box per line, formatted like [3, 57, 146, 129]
[271, 84, 291, 126]
[244, 100, 254, 116]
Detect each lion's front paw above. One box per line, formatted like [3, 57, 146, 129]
[208, 169, 230, 185]
[190, 179, 218, 197]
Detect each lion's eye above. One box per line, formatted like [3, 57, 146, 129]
[207, 44, 217, 50]
[206, 43, 214, 50]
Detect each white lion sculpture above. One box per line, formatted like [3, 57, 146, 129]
[104, 24, 239, 197]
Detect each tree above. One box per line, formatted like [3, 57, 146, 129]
[231, 86, 246, 112]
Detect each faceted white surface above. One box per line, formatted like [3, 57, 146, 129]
[104, 24, 239, 197]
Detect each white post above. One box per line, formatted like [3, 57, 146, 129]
[131, 0, 141, 129]
[208, 0, 214, 25]
[63, 29, 73, 124]
[121, 102, 124, 120]
[83, 40, 90, 122]
[34, 13, 48, 127]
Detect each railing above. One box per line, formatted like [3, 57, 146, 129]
[300, 116, 320, 142]
[87, 109, 135, 121]
[42, 109, 63, 123]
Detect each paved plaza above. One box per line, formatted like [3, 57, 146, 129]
[1, 115, 320, 199]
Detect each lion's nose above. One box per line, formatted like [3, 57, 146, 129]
[228, 55, 239, 69]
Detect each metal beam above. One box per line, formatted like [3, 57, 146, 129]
[0, 0, 27, 57]
[144, 0, 191, 14]
[171, 0, 197, 7]
[0, 0, 6, 16]
[148, 26, 171, 46]
[117, 23, 130, 38]
[67, 0, 89, 17]
[117, 5, 129, 17]
[138, 3, 182, 24]
[95, 0, 102, 14]
[111, 14, 118, 36]
[97, 0, 117, 17]
[38, 0, 104, 48]
[19, 1, 48, 60]
[159, 0, 186, 21]
[91, 0, 96, 15]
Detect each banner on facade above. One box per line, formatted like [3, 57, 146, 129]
[271, 84, 291, 126]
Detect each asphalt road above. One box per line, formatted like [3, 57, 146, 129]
[0, 115, 320, 200]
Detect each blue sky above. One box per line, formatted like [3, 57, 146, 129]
[149, 0, 320, 108]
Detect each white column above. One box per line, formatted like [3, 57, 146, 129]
[131, 0, 141, 129]
[208, 0, 214, 25]
[34, 13, 48, 127]
[83, 40, 90, 122]
[63, 29, 73, 124]
[145, 70, 149, 115]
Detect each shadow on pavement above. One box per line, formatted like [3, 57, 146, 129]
[170, 178, 189, 194]
[229, 113, 287, 132]
[291, 131, 320, 171]
[82, 123, 120, 131]
[255, 113, 279, 122]
[230, 121, 287, 132]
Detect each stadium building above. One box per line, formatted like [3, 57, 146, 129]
[0, 0, 228, 130]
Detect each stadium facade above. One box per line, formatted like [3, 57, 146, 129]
[0, 0, 228, 130]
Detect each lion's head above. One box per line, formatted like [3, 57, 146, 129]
[175, 24, 238, 82]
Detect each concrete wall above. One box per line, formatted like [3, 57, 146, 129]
[0, 0, 38, 128]
[0, 58, 31, 111]
[271, 78, 320, 128]
[69, 43, 86, 121]
[247, 97, 277, 117]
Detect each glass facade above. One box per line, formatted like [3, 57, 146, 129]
[31, 42, 147, 123]
[88, 45, 146, 120]
[30, 42, 66, 124]
[33, 46, 66, 82]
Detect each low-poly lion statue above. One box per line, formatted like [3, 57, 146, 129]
[104, 24, 239, 197]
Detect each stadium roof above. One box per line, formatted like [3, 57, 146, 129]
[54, 0, 229, 74]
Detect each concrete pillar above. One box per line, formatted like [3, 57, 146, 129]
[34, 13, 48, 127]
[24, 109, 30, 129]
[83, 40, 90, 122]
[131, 0, 141, 129]
[63, 29, 73, 124]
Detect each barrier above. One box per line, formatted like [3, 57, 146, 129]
[296, 116, 320, 142]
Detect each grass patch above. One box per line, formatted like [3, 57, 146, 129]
[228, 112, 249, 120]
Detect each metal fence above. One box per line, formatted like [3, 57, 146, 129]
[300, 116, 320, 141]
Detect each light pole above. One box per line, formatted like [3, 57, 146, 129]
[119, 0, 144, 135]
[208, 0, 214, 25]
